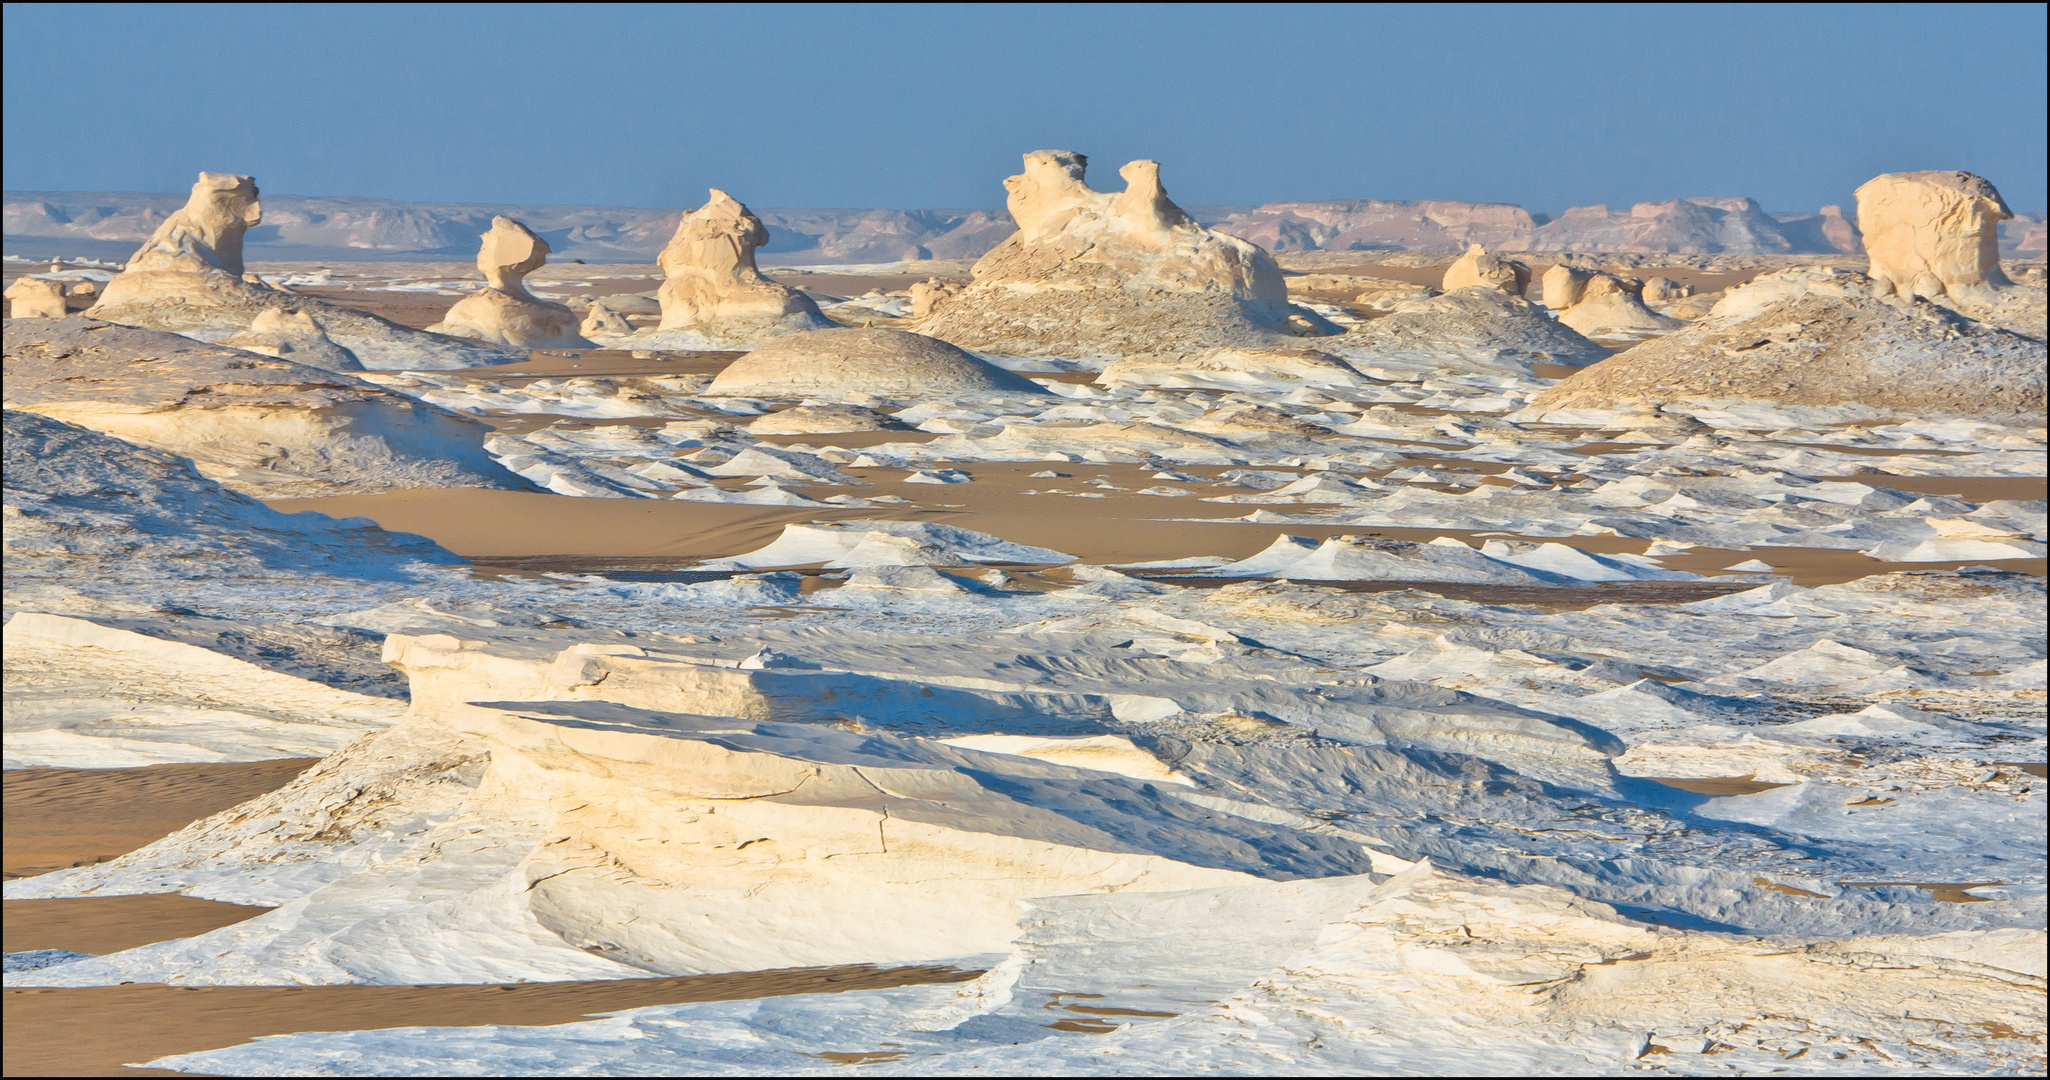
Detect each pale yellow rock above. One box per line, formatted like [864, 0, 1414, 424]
[916, 150, 1322, 358]
[5, 277, 69, 318]
[1553, 273, 1685, 338]
[1855, 170, 2012, 305]
[427, 217, 591, 350]
[1442, 243, 1530, 296]
[1541, 264, 1592, 309]
[123, 172, 262, 277]
[1641, 276, 1692, 302]
[908, 276, 961, 318]
[625, 190, 832, 348]
[580, 301, 633, 337]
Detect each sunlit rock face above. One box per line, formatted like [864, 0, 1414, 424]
[1856, 170, 2013, 306]
[427, 216, 591, 349]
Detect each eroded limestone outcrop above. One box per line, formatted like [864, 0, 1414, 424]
[706, 327, 1046, 398]
[1441, 243, 1530, 296]
[85, 172, 525, 370]
[220, 309, 362, 372]
[4, 277, 69, 318]
[1548, 272, 1684, 339]
[427, 217, 591, 349]
[916, 151, 1334, 358]
[615, 190, 832, 349]
[1856, 171, 2011, 306]
[3, 317, 528, 495]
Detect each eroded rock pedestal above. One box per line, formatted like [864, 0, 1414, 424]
[615, 190, 832, 349]
[916, 151, 1332, 358]
[84, 173, 525, 370]
[428, 217, 591, 350]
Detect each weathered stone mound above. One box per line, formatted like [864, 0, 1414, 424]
[617, 190, 833, 350]
[1856, 170, 2011, 306]
[1549, 272, 1685, 339]
[747, 403, 909, 435]
[1098, 346, 1370, 390]
[220, 308, 362, 372]
[3, 317, 529, 494]
[1337, 286, 1608, 376]
[707, 328, 1045, 398]
[916, 151, 1331, 358]
[427, 216, 591, 349]
[1441, 244, 1529, 295]
[85, 172, 525, 370]
[5, 276, 71, 318]
[1524, 267, 2046, 423]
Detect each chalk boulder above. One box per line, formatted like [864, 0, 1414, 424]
[1641, 276, 1692, 303]
[1856, 171, 2012, 306]
[1541, 264, 1591, 310]
[908, 277, 962, 318]
[427, 217, 591, 349]
[85, 173, 524, 370]
[620, 190, 832, 350]
[5, 277, 69, 318]
[707, 327, 1047, 399]
[580, 301, 633, 338]
[1552, 273, 1685, 339]
[916, 151, 1331, 357]
[220, 308, 363, 372]
[1442, 244, 1529, 296]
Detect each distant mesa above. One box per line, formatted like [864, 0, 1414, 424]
[915, 151, 1339, 358]
[80, 172, 526, 370]
[1441, 244, 1529, 295]
[426, 216, 592, 349]
[612, 189, 834, 350]
[4, 317, 529, 495]
[1526, 171, 2045, 425]
[707, 327, 1046, 398]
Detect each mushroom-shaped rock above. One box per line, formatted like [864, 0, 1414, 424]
[427, 217, 592, 349]
[1541, 264, 1592, 310]
[1442, 244, 1530, 296]
[707, 328, 1048, 398]
[1855, 171, 2013, 306]
[915, 151, 1325, 357]
[5, 278, 70, 318]
[1551, 273, 1685, 339]
[1522, 267, 2044, 424]
[221, 308, 363, 372]
[85, 173, 525, 371]
[620, 190, 832, 350]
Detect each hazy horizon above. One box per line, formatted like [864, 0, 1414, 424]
[5, 3, 2046, 214]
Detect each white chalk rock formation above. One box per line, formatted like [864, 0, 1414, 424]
[4, 317, 529, 495]
[5, 277, 71, 318]
[220, 308, 362, 372]
[1441, 243, 1530, 296]
[86, 173, 525, 370]
[746, 403, 908, 435]
[916, 151, 1330, 358]
[1856, 171, 2011, 306]
[427, 217, 592, 349]
[619, 190, 833, 350]
[579, 301, 633, 338]
[706, 328, 1047, 398]
[1641, 276, 1692, 303]
[1098, 346, 1371, 390]
[908, 276, 962, 318]
[1524, 266, 2045, 424]
[1337, 286, 1608, 376]
[1541, 264, 1592, 310]
[1551, 273, 1686, 339]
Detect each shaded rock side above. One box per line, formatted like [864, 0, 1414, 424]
[1524, 267, 2046, 423]
[707, 327, 1046, 398]
[4, 317, 531, 495]
[427, 216, 592, 349]
[915, 151, 1322, 358]
[85, 172, 526, 370]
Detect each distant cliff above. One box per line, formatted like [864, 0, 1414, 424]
[7, 190, 2042, 263]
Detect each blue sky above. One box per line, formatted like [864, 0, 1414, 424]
[4, 3, 2044, 212]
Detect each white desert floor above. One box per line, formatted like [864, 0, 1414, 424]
[2, 263, 2045, 1076]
